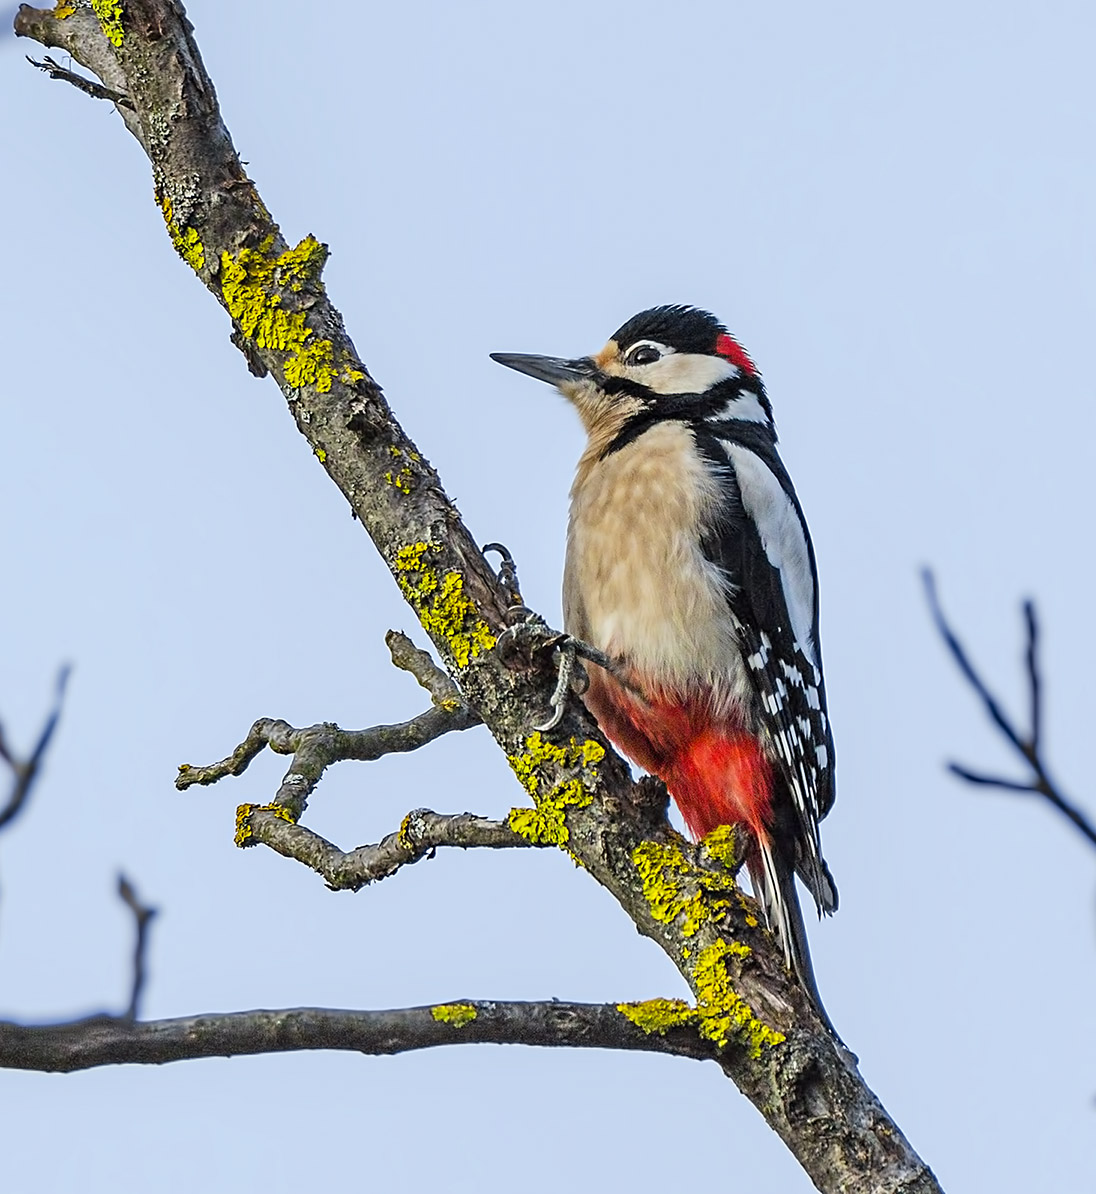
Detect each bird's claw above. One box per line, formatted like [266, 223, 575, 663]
[483, 542, 526, 617]
[534, 637, 585, 732]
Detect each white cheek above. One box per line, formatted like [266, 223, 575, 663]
[638, 353, 740, 395]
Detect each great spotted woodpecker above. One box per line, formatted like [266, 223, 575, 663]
[491, 305, 837, 1018]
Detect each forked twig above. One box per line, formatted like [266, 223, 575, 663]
[0, 666, 71, 833]
[923, 569, 1096, 850]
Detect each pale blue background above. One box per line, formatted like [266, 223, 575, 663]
[2, 2, 1094, 1190]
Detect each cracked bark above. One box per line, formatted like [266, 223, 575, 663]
[11, 4, 942, 1191]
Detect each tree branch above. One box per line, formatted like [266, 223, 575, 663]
[116, 875, 156, 1020]
[26, 53, 132, 107]
[0, 999, 718, 1074]
[237, 806, 535, 892]
[0, 664, 70, 833]
[924, 569, 1096, 851]
[11, 6, 943, 1190]
[174, 630, 480, 821]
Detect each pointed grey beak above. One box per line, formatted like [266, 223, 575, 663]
[489, 353, 595, 386]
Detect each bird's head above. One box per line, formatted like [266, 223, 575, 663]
[491, 305, 772, 444]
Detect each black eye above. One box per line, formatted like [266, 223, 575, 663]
[626, 344, 662, 367]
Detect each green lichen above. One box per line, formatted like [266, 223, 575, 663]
[220, 234, 364, 394]
[159, 197, 205, 274]
[692, 940, 784, 1058]
[235, 801, 297, 848]
[392, 541, 496, 668]
[506, 732, 605, 847]
[91, 0, 124, 46]
[617, 998, 697, 1035]
[431, 1003, 477, 1028]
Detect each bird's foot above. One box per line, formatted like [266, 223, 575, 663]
[482, 541, 528, 625]
[535, 636, 646, 732]
[534, 636, 586, 732]
[483, 543, 640, 729]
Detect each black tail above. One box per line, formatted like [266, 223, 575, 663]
[749, 836, 838, 1037]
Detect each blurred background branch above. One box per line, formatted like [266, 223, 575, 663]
[924, 569, 1096, 851]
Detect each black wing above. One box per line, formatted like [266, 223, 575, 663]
[695, 427, 837, 914]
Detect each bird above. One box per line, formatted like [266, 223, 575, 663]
[491, 305, 838, 1021]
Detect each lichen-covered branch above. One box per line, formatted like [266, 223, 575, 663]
[924, 570, 1096, 851]
[236, 806, 535, 892]
[12, 5, 943, 1191]
[0, 999, 718, 1074]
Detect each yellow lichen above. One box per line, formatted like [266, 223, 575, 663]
[385, 446, 415, 493]
[631, 839, 739, 937]
[506, 732, 605, 847]
[234, 801, 297, 848]
[220, 234, 364, 394]
[314, 447, 327, 463]
[692, 940, 784, 1058]
[91, 0, 124, 46]
[397, 811, 417, 852]
[159, 197, 205, 274]
[431, 1003, 477, 1027]
[701, 822, 739, 868]
[392, 541, 496, 668]
[53, 2, 76, 17]
[617, 998, 697, 1035]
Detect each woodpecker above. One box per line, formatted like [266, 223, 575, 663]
[491, 305, 837, 1018]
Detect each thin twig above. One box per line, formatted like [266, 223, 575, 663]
[116, 875, 156, 1020]
[176, 706, 479, 811]
[0, 665, 70, 832]
[1024, 601, 1040, 755]
[26, 55, 133, 108]
[923, 569, 1096, 850]
[385, 630, 466, 709]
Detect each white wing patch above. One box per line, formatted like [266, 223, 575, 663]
[723, 443, 817, 668]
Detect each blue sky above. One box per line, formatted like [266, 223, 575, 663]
[2, 2, 1094, 1190]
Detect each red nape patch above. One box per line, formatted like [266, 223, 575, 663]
[715, 333, 757, 376]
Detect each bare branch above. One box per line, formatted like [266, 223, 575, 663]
[924, 569, 1096, 851]
[241, 807, 535, 891]
[0, 665, 70, 833]
[26, 54, 133, 107]
[175, 705, 479, 815]
[923, 570, 1026, 754]
[385, 629, 466, 709]
[0, 999, 717, 1074]
[116, 875, 156, 1020]
[1024, 600, 1041, 754]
